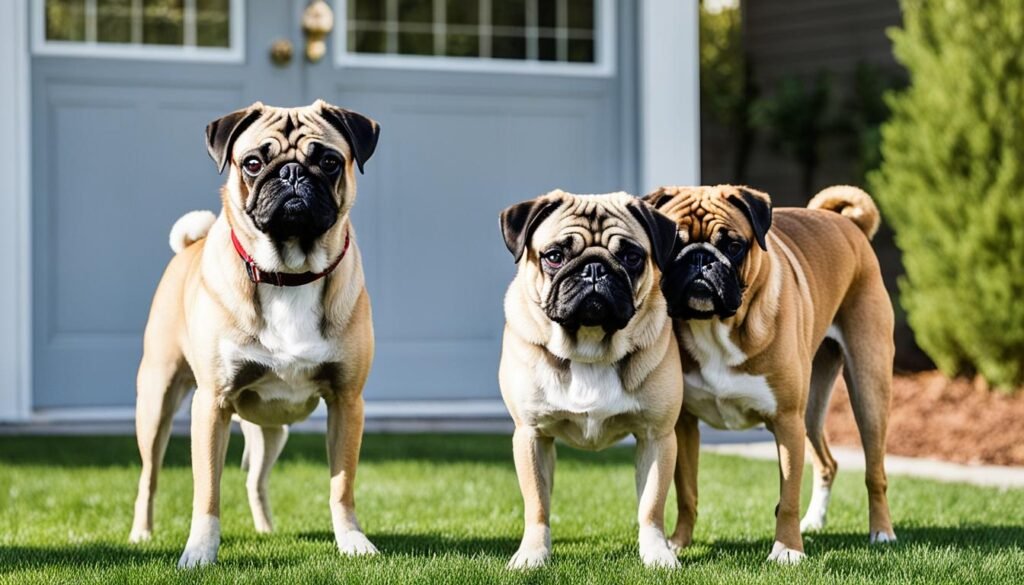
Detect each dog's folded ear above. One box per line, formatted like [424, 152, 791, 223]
[206, 102, 264, 174]
[317, 100, 381, 175]
[641, 187, 674, 210]
[500, 195, 563, 264]
[627, 199, 680, 271]
[727, 187, 772, 250]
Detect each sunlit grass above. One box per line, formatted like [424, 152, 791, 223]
[0, 433, 1022, 584]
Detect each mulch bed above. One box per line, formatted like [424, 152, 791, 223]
[826, 370, 1024, 467]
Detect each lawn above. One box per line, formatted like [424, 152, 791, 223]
[0, 433, 1021, 584]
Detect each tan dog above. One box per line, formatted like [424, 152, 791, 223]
[128, 100, 381, 568]
[498, 190, 684, 568]
[644, 185, 897, 564]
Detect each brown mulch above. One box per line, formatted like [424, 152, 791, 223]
[826, 370, 1024, 467]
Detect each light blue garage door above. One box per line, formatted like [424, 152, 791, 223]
[31, 0, 637, 410]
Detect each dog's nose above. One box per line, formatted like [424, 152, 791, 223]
[581, 262, 608, 282]
[690, 250, 713, 268]
[278, 162, 305, 186]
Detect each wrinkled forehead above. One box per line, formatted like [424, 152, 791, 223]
[234, 105, 350, 161]
[658, 188, 748, 243]
[532, 195, 644, 251]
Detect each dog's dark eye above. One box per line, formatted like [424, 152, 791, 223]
[242, 157, 263, 175]
[726, 241, 745, 257]
[542, 250, 564, 268]
[623, 251, 643, 268]
[320, 154, 342, 174]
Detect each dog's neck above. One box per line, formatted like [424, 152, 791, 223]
[227, 213, 352, 275]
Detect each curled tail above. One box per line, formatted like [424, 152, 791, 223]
[169, 210, 216, 253]
[807, 185, 881, 240]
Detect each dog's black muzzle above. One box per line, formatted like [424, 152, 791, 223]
[250, 162, 338, 245]
[662, 247, 744, 320]
[546, 253, 636, 332]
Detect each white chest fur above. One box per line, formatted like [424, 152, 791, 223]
[681, 320, 777, 430]
[533, 361, 641, 450]
[220, 282, 338, 420]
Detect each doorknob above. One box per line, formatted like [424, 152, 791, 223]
[270, 38, 294, 66]
[303, 0, 334, 63]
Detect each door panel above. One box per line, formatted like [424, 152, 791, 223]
[32, 0, 302, 408]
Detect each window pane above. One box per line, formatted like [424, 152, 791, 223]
[492, 35, 526, 60]
[446, 33, 479, 57]
[46, 0, 86, 41]
[351, 27, 387, 53]
[97, 0, 132, 43]
[538, 0, 556, 29]
[447, 0, 477, 26]
[567, 37, 594, 63]
[352, 0, 386, 22]
[143, 0, 184, 45]
[399, 0, 432, 24]
[399, 32, 434, 55]
[538, 35, 556, 61]
[196, 0, 230, 48]
[492, 0, 525, 28]
[567, 0, 594, 30]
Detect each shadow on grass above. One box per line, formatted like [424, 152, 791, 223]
[0, 433, 635, 469]
[689, 523, 1024, 562]
[0, 543, 179, 573]
[299, 531, 523, 558]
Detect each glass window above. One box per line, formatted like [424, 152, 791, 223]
[44, 0, 231, 49]
[347, 0, 599, 65]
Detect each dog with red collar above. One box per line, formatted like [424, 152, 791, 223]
[128, 100, 380, 568]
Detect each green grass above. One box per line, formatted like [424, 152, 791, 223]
[0, 433, 1022, 584]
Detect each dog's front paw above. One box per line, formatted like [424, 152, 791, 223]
[767, 541, 806, 565]
[507, 545, 550, 569]
[870, 530, 897, 544]
[336, 530, 379, 556]
[177, 515, 220, 569]
[639, 527, 681, 569]
[667, 528, 693, 552]
[177, 546, 217, 569]
[128, 528, 151, 544]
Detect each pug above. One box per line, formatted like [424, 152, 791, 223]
[645, 185, 897, 564]
[498, 190, 683, 568]
[128, 100, 381, 568]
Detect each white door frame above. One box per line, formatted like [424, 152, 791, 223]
[0, 0, 32, 422]
[0, 0, 698, 423]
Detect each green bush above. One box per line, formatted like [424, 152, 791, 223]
[871, 0, 1024, 389]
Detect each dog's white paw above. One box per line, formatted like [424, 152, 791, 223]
[800, 485, 830, 533]
[507, 545, 550, 570]
[128, 528, 151, 543]
[639, 526, 680, 569]
[800, 515, 826, 533]
[767, 541, 806, 565]
[177, 515, 220, 569]
[640, 542, 681, 569]
[336, 530, 379, 556]
[870, 530, 897, 544]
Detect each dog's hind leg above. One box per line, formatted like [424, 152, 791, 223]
[239, 420, 289, 533]
[801, 338, 844, 533]
[130, 356, 191, 543]
[837, 282, 897, 544]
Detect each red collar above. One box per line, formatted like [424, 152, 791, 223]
[230, 230, 350, 286]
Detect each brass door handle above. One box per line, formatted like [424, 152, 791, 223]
[270, 38, 294, 66]
[303, 0, 334, 63]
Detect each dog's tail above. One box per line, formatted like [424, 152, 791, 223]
[169, 210, 217, 253]
[807, 185, 881, 240]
